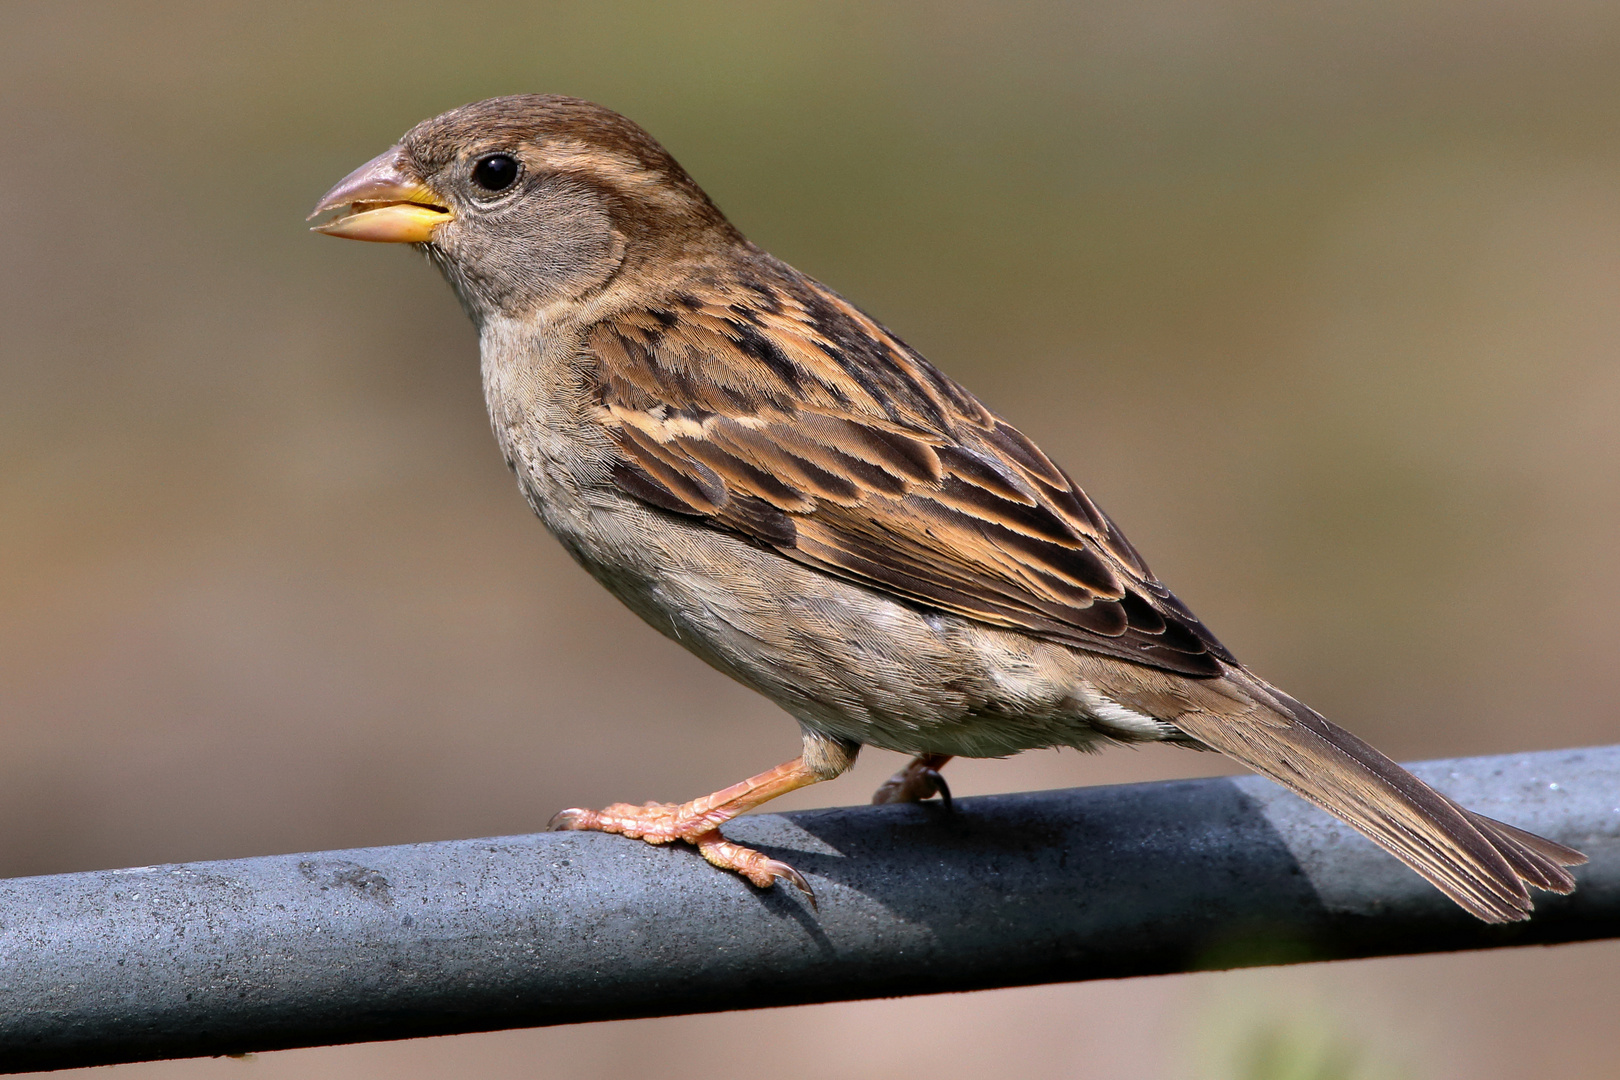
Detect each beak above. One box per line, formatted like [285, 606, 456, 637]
[309, 146, 453, 243]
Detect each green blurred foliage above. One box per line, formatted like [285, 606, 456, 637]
[1193, 995, 1419, 1080]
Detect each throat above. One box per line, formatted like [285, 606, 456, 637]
[478, 314, 610, 507]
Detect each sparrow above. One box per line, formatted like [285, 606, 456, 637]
[310, 94, 1583, 922]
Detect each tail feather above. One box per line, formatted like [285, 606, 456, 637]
[1162, 671, 1584, 923]
[1465, 812, 1582, 893]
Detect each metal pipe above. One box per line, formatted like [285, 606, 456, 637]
[1, 745, 1616, 1073]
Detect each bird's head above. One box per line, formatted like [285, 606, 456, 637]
[310, 95, 737, 321]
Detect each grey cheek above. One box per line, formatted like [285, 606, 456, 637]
[481, 217, 619, 313]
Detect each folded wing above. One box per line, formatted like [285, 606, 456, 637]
[589, 259, 1233, 677]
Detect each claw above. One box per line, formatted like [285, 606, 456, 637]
[922, 768, 953, 813]
[547, 807, 594, 830]
[771, 860, 817, 911]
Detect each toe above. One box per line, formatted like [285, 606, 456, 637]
[870, 772, 911, 804]
[871, 762, 951, 807]
[692, 831, 816, 907]
[546, 801, 685, 841]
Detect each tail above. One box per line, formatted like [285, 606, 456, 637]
[1164, 670, 1585, 923]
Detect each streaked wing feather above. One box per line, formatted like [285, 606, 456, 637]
[592, 258, 1233, 677]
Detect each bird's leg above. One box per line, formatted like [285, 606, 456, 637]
[549, 732, 858, 899]
[871, 752, 955, 810]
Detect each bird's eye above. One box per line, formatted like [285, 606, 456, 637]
[471, 153, 520, 193]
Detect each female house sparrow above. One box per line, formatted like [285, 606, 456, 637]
[311, 95, 1582, 922]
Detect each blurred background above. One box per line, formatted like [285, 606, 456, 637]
[3, 1, 1618, 1077]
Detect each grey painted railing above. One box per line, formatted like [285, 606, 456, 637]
[1, 744, 1616, 1073]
